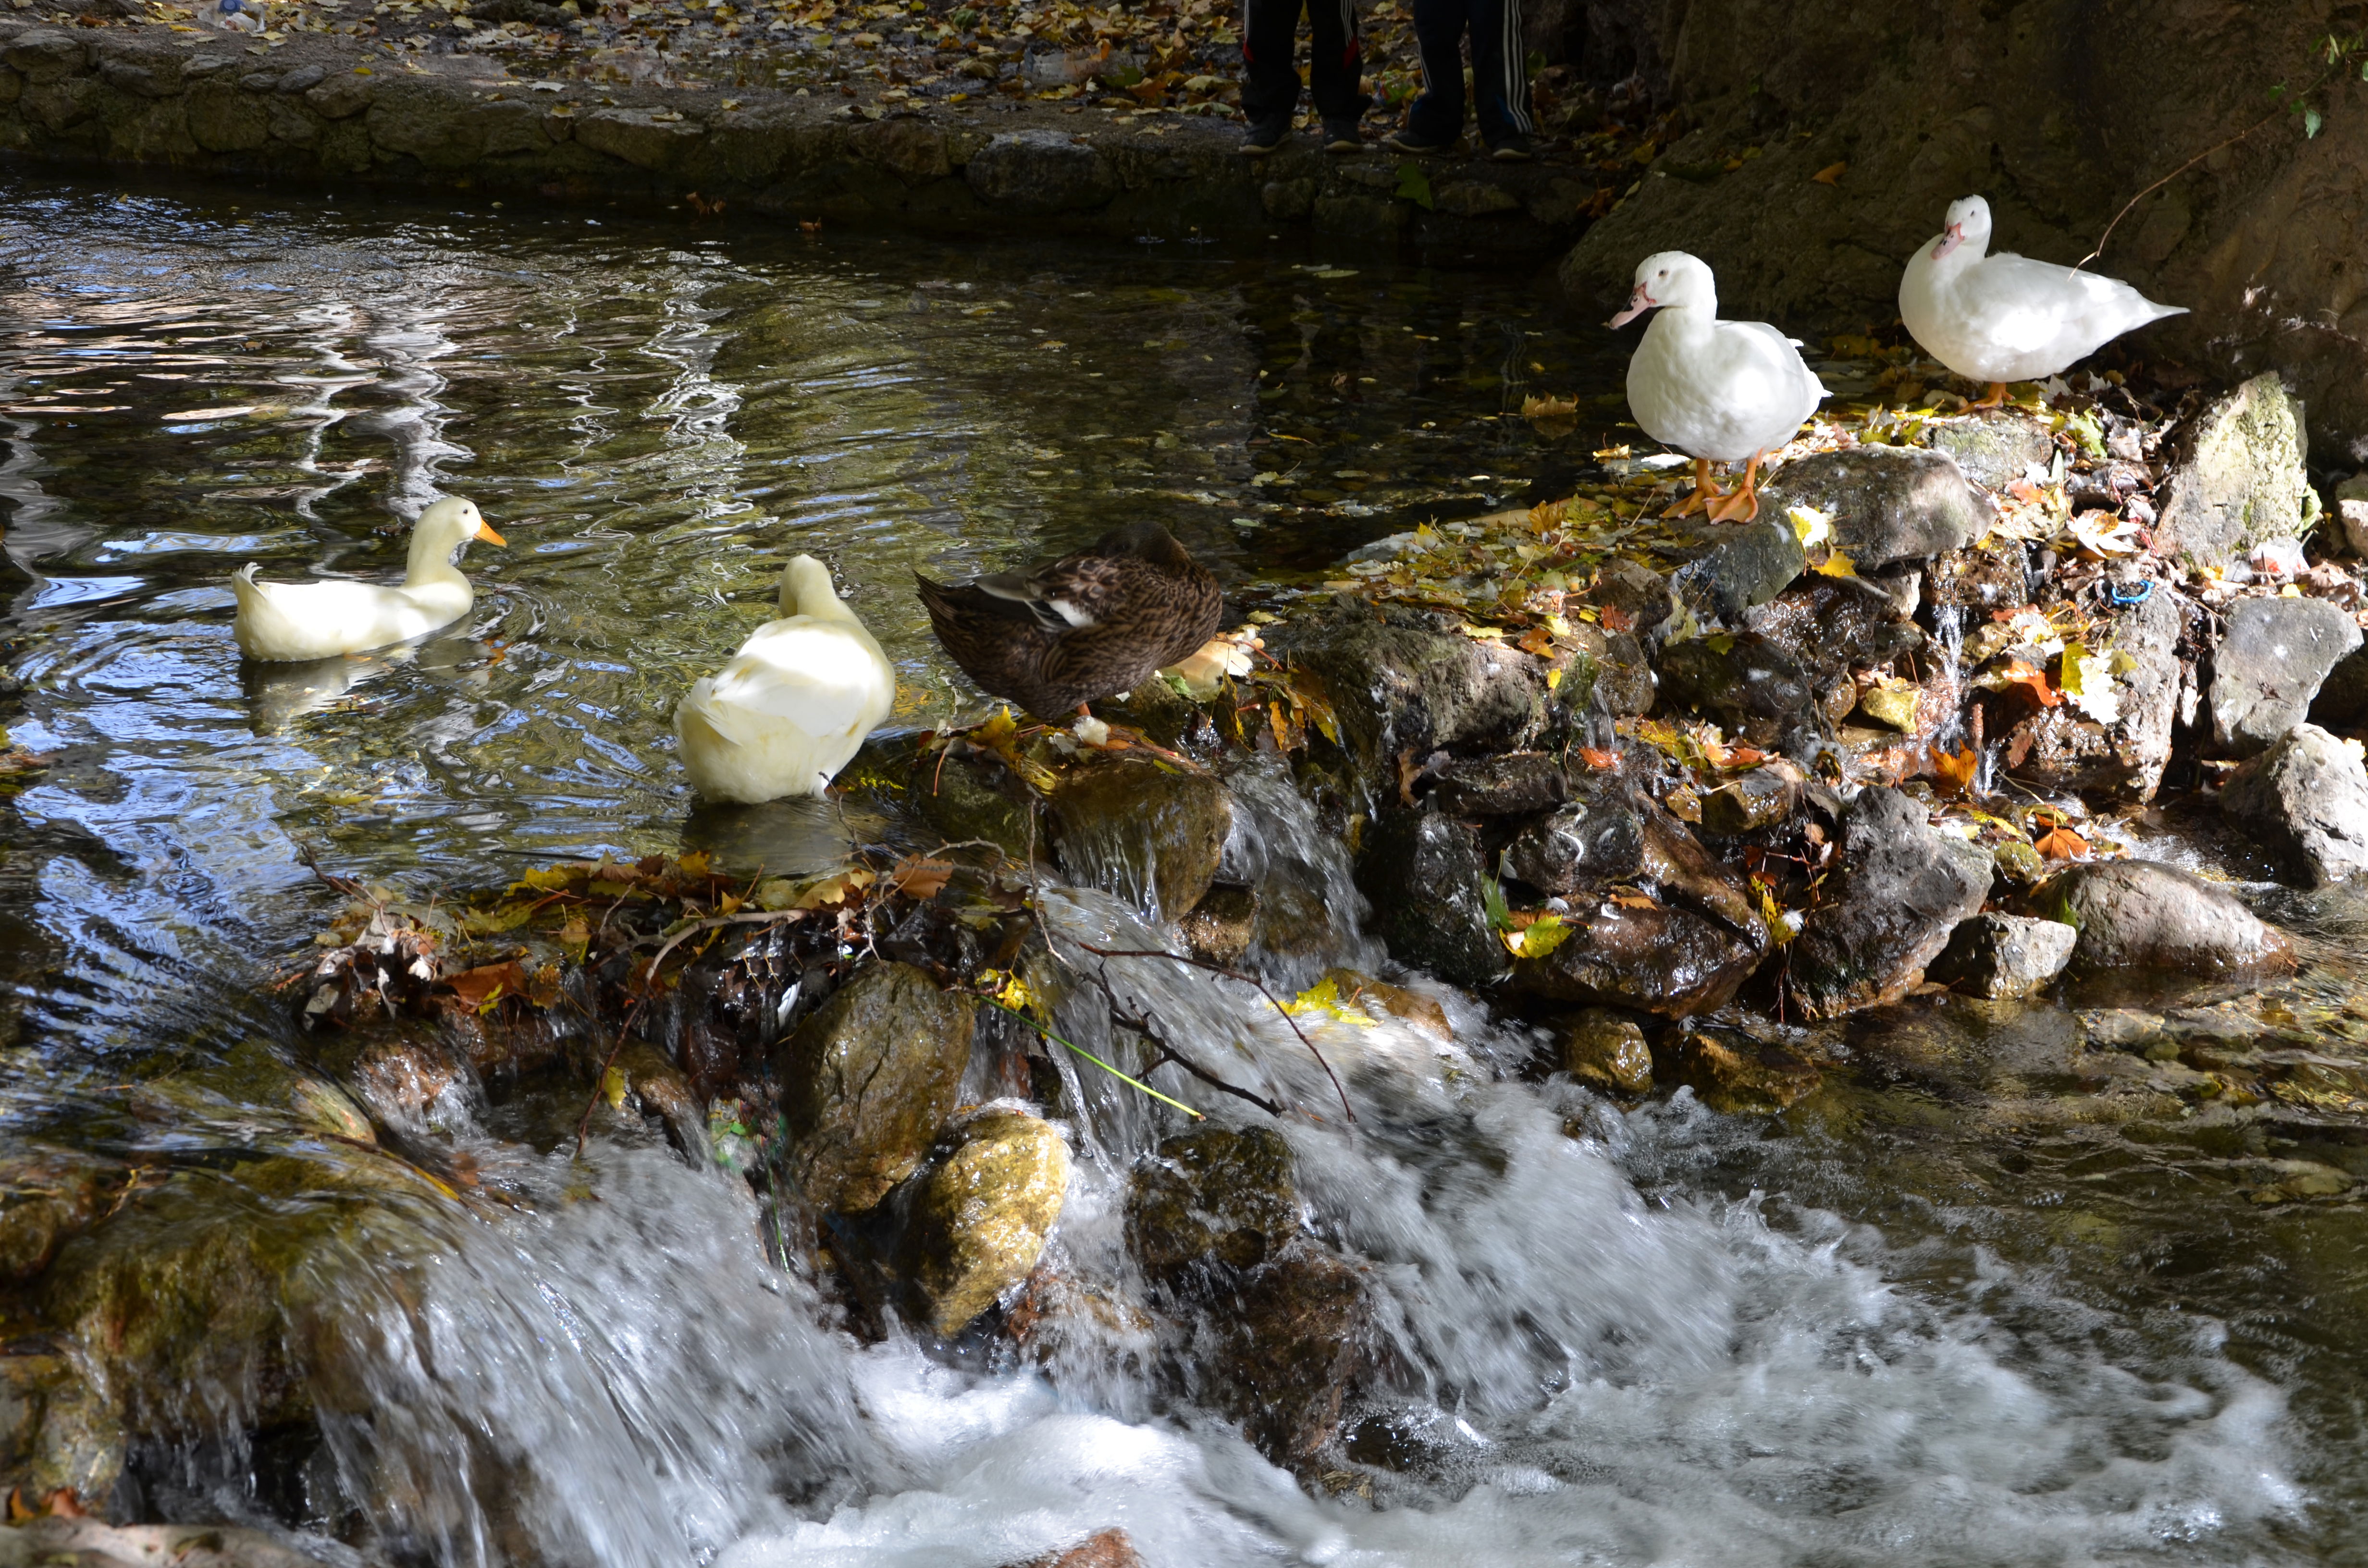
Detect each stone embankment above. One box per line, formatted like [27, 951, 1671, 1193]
[0, 15, 1593, 251]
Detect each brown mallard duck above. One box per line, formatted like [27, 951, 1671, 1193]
[915, 522, 1222, 720]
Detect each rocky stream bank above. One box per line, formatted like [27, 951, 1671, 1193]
[10, 347, 2368, 1559]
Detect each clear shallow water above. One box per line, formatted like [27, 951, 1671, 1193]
[0, 170, 2361, 1566]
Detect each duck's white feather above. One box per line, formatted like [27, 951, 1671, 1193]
[1624, 257, 1826, 464]
[1899, 195, 2186, 385]
[230, 497, 500, 662]
[674, 556, 896, 804]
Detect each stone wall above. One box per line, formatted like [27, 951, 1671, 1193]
[1553, 0, 2368, 464]
[0, 18, 1592, 256]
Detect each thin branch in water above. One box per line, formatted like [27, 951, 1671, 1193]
[976, 995, 1206, 1118]
[1073, 943, 1355, 1124]
[575, 996, 647, 1157]
[1103, 1001, 1285, 1117]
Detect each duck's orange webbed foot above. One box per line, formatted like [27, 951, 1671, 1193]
[1704, 452, 1766, 523]
[1660, 458, 1729, 519]
[1966, 381, 2011, 410]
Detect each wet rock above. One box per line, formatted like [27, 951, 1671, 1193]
[1012, 1530, 1145, 1568]
[2336, 473, 2368, 558]
[1267, 606, 1549, 781]
[1050, 754, 1232, 921]
[1745, 576, 1924, 684]
[1320, 968, 1453, 1039]
[1922, 412, 2057, 492]
[2208, 596, 2361, 756]
[1924, 543, 2031, 618]
[965, 129, 1119, 213]
[1924, 913, 2077, 999]
[1127, 1125, 1299, 1284]
[1787, 786, 1992, 1018]
[1177, 883, 1257, 966]
[902, 1106, 1070, 1337]
[2220, 723, 2368, 886]
[610, 1040, 703, 1155]
[0, 1520, 340, 1568]
[1555, 1007, 1653, 1092]
[1590, 629, 1659, 716]
[1352, 807, 1507, 987]
[2029, 860, 2295, 978]
[1761, 446, 1982, 570]
[1502, 790, 1643, 895]
[1669, 516, 1804, 621]
[1654, 634, 1813, 741]
[1218, 1244, 1372, 1461]
[1512, 896, 1766, 1017]
[777, 961, 976, 1213]
[2154, 373, 2313, 571]
[1431, 752, 1569, 817]
[908, 747, 1036, 863]
[1665, 1028, 1822, 1113]
[1697, 759, 1804, 835]
[1855, 677, 1922, 732]
[1589, 556, 1673, 636]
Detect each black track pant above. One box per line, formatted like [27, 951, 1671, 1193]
[1240, 0, 1364, 128]
[1405, 0, 1534, 145]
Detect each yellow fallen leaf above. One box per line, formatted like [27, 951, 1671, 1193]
[1813, 162, 1847, 185]
[1813, 548, 1857, 577]
[1521, 393, 1579, 418]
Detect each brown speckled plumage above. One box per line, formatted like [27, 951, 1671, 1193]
[916, 522, 1222, 719]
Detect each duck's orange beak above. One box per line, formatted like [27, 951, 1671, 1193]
[476, 520, 507, 546]
[1606, 283, 1655, 329]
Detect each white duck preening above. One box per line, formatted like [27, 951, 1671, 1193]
[231, 496, 505, 662]
[674, 554, 896, 804]
[1899, 194, 2186, 407]
[1608, 252, 1827, 522]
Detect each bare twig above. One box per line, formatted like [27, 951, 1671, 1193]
[575, 996, 648, 1157]
[1075, 943, 1354, 1124]
[642, 908, 809, 983]
[2077, 102, 2288, 270]
[977, 995, 1206, 1118]
[1104, 1001, 1284, 1116]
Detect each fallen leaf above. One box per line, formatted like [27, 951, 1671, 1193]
[1813, 548, 1858, 577]
[1575, 746, 1622, 771]
[445, 960, 527, 1012]
[1521, 393, 1579, 418]
[1599, 604, 1636, 633]
[2035, 824, 2090, 859]
[1813, 161, 1847, 185]
[1517, 626, 1557, 657]
[1502, 914, 1575, 958]
[888, 854, 955, 899]
[1930, 743, 1978, 797]
[1996, 658, 2062, 708]
[1611, 890, 1658, 910]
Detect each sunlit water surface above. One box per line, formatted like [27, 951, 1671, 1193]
[3, 172, 2366, 1567]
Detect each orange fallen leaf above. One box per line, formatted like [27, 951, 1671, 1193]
[445, 960, 526, 1011]
[1576, 747, 1622, 771]
[1599, 604, 1636, 633]
[1516, 626, 1557, 658]
[1611, 891, 1658, 910]
[1930, 743, 1977, 797]
[888, 854, 955, 899]
[2035, 824, 2090, 859]
[1998, 658, 2062, 708]
[1813, 161, 1847, 185]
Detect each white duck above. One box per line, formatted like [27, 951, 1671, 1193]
[231, 497, 505, 662]
[1899, 194, 2186, 407]
[1608, 252, 1827, 522]
[674, 554, 896, 804]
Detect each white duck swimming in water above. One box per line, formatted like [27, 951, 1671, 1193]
[1899, 194, 2186, 407]
[1609, 252, 1827, 522]
[674, 554, 896, 804]
[231, 497, 505, 662]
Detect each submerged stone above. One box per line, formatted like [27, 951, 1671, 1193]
[1665, 1029, 1822, 1114]
[1924, 913, 2077, 999]
[1177, 883, 1258, 966]
[1126, 1125, 1300, 1285]
[1555, 1008, 1653, 1093]
[777, 961, 976, 1214]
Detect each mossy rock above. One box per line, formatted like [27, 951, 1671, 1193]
[902, 1106, 1070, 1336]
[777, 961, 976, 1214]
[1049, 754, 1232, 922]
[1125, 1125, 1299, 1286]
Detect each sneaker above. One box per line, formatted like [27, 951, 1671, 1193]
[1382, 127, 1455, 155]
[1322, 118, 1363, 152]
[1487, 135, 1534, 163]
[1238, 118, 1289, 157]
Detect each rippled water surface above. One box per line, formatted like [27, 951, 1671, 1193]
[4, 170, 2368, 1567]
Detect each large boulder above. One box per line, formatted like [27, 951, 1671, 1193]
[2029, 860, 2295, 978]
[1787, 787, 1992, 1017]
[2153, 374, 2315, 571]
[1653, 633, 1813, 742]
[1050, 754, 1232, 921]
[1668, 515, 1804, 621]
[1924, 912, 2077, 999]
[1922, 413, 2058, 493]
[777, 961, 976, 1214]
[2220, 723, 2368, 887]
[1759, 446, 1982, 570]
[1265, 605, 1549, 782]
[1352, 807, 1508, 987]
[901, 1106, 1070, 1337]
[2004, 582, 2189, 802]
[2208, 596, 2361, 757]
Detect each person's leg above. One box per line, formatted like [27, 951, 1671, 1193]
[1467, 0, 1535, 150]
[1239, 0, 1306, 134]
[1394, 0, 1469, 147]
[1305, 0, 1365, 129]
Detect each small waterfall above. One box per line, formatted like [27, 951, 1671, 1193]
[1929, 601, 1966, 750]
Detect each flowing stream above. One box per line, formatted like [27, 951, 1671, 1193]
[3, 172, 2367, 1567]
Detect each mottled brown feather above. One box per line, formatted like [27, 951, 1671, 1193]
[915, 523, 1221, 718]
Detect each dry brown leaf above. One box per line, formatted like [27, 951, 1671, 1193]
[889, 854, 955, 899]
[2035, 824, 2090, 860]
[1998, 658, 2063, 708]
[445, 960, 527, 1012]
[1930, 743, 1977, 797]
[1599, 604, 1636, 633]
[1813, 161, 1847, 185]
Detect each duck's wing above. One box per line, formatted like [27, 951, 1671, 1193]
[1729, 320, 1829, 400]
[1957, 253, 2186, 354]
[702, 618, 892, 738]
[971, 548, 1138, 633]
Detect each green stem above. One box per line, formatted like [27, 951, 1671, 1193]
[976, 996, 1202, 1119]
